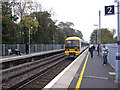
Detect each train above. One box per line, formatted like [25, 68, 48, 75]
[65, 37, 88, 58]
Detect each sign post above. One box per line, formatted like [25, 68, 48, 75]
[105, 2, 120, 86]
[116, 0, 120, 85]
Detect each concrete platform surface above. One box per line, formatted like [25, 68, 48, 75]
[80, 51, 118, 88]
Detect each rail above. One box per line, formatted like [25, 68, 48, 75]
[1, 49, 64, 69]
[3, 53, 67, 89]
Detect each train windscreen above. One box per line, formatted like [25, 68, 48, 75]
[65, 40, 79, 49]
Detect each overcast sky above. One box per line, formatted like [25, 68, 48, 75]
[35, 0, 117, 42]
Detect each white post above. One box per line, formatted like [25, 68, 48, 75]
[29, 28, 30, 53]
[116, 0, 120, 85]
[3, 44, 5, 56]
[99, 10, 101, 44]
[35, 44, 37, 52]
[94, 33, 96, 45]
[94, 24, 98, 44]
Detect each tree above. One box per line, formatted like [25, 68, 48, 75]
[58, 21, 74, 29]
[90, 30, 97, 44]
[101, 28, 117, 43]
[11, 0, 34, 22]
[2, 1, 83, 44]
[30, 11, 58, 44]
[19, 16, 39, 44]
[57, 21, 83, 39]
[90, 28, 117, 44]
[2, 1, 19, 44]
[75, 30, 83, 39]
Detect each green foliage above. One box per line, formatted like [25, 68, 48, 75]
[2, 15, 19, 44]
[101, 28, 117, 44]
[2, 1, 83, 44]
[30, 11, 56, 44]
[20, 16, 39, 34]
[5, 77, 9, 82]
[18, 16, 39, 44]
[90, 28, 117, 44]
[2, 1, 19, 44]
[58, 22, 83, 39]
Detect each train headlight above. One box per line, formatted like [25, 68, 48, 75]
[75, 49, 79, 51]
[65, 49, 69, 51]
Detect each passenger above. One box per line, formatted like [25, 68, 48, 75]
[89, 43, 95, 58]
[97, 44, 100, 56]
[8, 48, 12, 55]
[26, 43, 29, 54]
[15, 49, 21, 55]
[102, 44, 109, 66]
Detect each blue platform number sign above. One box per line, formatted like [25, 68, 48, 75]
[105, 5, 114, 15]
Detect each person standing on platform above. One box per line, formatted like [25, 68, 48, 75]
[102, 44, 109, 66]
[89, 43, 95, 58]
[26, 43, 29, 54]
[97, 44, 100, 56]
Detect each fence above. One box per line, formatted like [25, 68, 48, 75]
[3, 43, 117, 69]
[2, 44, 64, 56]
[95, 44, 117, 69]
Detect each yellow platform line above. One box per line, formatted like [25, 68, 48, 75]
[75, 52, 89, 90]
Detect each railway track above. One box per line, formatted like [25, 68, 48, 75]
[2, 53, 64, 82]
[2, 52, 73, 89]
[22, 58, 73, 89]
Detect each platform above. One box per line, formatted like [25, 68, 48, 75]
[0, 49, 64, 63]
[44, 49, 118, 89]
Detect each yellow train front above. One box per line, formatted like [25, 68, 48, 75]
[65, 37, 82, 58]
[65, 37, 81, 58]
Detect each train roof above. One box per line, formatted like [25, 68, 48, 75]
[65, 37, 81, 40]
[65, 37, 88, 44]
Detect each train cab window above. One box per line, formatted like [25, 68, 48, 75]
[65, 40, 79, 49]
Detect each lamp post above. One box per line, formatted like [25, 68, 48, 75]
[29, 27, 33, 53]
[94, 24, 98, 44]
[94, 33, 96, 45]
[99, 10, 101, 44]
[29, 28, 30, 53]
